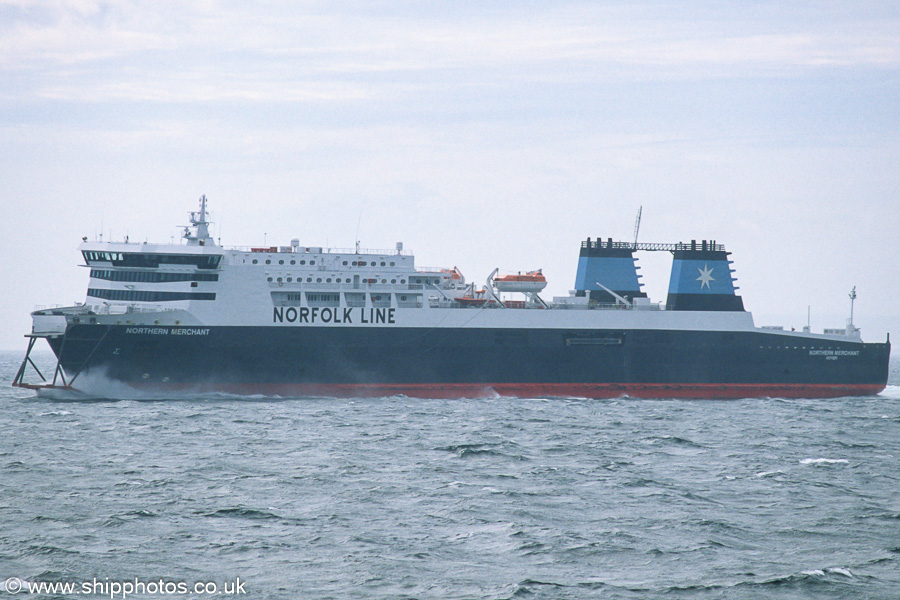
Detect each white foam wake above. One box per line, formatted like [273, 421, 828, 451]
[878, 385, 900, 399]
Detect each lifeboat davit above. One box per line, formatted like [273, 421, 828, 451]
[494, 270, 547, 293]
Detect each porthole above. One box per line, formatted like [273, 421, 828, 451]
[310, 260, 316, 265]
[317, 278, 322, 283]
[326, 278, 332, 283]
[265, 259, 271, 264]
[287, 277, 293, 282]
[267, 277, 273, 282]
[290, 260, 296, 265]
[252, 259, 258, 264]
[300, 260, 306, 265]
[279, 260, 284, 265]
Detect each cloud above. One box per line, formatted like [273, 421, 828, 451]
[2, 1, 898, 107]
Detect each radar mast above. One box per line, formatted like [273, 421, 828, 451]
[184, 195, 214, 246]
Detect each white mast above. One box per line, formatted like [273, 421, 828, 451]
[184, 194, 214, 246]
[847, 286, 860, 337]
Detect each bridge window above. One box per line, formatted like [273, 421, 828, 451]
[83, 251, 222, 269]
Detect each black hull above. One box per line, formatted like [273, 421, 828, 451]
[44, 324, 890, 399]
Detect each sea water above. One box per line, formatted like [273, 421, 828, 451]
[1, 350, 898, 599]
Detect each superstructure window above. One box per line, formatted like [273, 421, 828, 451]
[83, 251, 124, 262]
[344, 292, 365, 307]
[83, 251, 222, 269]
[90, 270, 219, 283]
[370, 293, 391, 307]
[305, 292, 340, 306]
[87, 289, 216, 302]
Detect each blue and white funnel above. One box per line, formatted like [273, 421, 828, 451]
[574, 237, 647, 304]
[666, 240, 744, 311]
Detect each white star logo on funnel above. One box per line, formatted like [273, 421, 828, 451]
[696, 264, 715, 289]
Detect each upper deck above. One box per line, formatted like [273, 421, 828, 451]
[56, 197, 868, 343]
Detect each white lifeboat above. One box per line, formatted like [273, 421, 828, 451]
[494, 270, 547, 293]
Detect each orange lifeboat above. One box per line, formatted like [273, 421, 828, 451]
[455, 296, 489, 307]
[454, 287, 495, 307]
[494, 270, 547, 293]
[441, 266, 463, 280]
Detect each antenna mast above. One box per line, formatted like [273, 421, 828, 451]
[849, 286, 857, 326]
[184, 194, 213, 246]
[632, 206, 643, 248]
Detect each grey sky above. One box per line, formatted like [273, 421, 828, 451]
[1, 0, 898, 351]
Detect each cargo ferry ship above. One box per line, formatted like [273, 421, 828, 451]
[14, 196, 890, 399]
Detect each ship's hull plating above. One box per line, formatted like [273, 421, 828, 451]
[46, 324, 890, 399]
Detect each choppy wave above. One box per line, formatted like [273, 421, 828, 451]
[2, 352, 899, 600]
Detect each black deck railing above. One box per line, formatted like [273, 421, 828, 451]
[580, 239, 726, 252]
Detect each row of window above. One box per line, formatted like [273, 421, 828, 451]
[83, 252, 222, 270]
[250, 258, 399, 267]
[87, 288, 216, 302]
[275, 292, 420, 307]
[253, 258, 316, 266]
[267, 275, 408, 284]
[305, 293, 341, 303]
[90, 270, 219, 283]
[85, 251, 125, 262]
